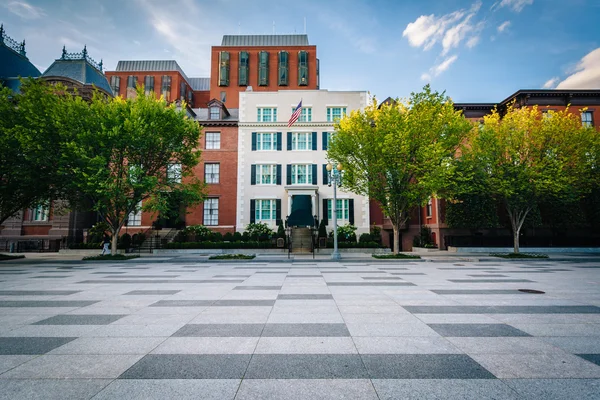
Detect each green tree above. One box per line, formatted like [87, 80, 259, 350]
[456, 104, 597, 253]
[328, 86, 472, 253]
[0, 79, 75, 225]
[63, 87, 204, 254]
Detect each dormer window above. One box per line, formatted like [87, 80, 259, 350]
[210, 107, 220, 120]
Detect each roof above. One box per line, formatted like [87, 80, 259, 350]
[188, 77, 210, 91]
[499, 89, 600, 106]
[42, 59, 112, 95]
[114, 60, 190, 83]
[0, 34, 41, 83]
[221, 34, 310, 47]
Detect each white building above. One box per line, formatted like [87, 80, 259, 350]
[237, 89, 370, 240]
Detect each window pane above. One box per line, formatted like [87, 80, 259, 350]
[206, 132, 220, 149]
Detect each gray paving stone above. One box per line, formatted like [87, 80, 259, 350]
[254, 337, 357, 354]
[361, 277, 404, 280]
[0, 291, 81, 296]
[173, 323, 265, 337]
[0, 379, 110, 400]
[244, 354, 368, 378]
[234, 286, 282, 290]
[354, 336, 462, 354]
[33, 314, 126, 325]
[212, 300, 275, 306]
[327, 282, 415, 286]
[540, 337, 600, 353]
[361, 354, 495, 379]
[447, 337, 562, 354]
[124, 290, 181, 295]
[346, 322, 438, 337]
[432, 289, 525, 295]
[261, 323, 350, 337]
[149, 300, 215, 307]
[403, 305, 600, 314]
[0, 355, 36, 374]
[372, 379, 520, 400]
[503, 379, 600, 400]
[236, 379, 378, 400]
[277, 294, 333, 300]
[577, 353, 600, 366]
[93, 379, 240, 400]
[47, 337, 166, 355]
[428, 323, 531, 337]
[449, 279, 533, 283]
[0, 337, 76, 355]
[0, 300, 98, 307]
[286, 275, 323, 278]
[151, 337, 258, 354]
[119, 354, 250, 379]
[468, 274, 509, 277]
[213, 275, 252, 277]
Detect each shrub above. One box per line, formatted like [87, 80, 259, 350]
[223, 232, 234, 242]
[359, 233, 372, 243]
[318, 219, 327, 238]
[183, 225, 214, 241]
[83, 254, 140, 261]
[211, 232, 223, 242]
[163, 241, 275, 249]
[245, 223, 275, 241]
[119, 233, 132, 249]
[326, 240, 381, 248]
[370, 225, 382, 243]
[69, 242, 102, 249]
[232, 232, 243, 241]
[88, 222, 110, 243]
[372, 253, 421, 259]
[131, 233, 146, 246]
[329, 224, 357, 243]
[277, 221, 285, 238]
[209, 254, 255, 260]
[413, 225, 436, 248]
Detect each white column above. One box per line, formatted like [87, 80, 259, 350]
[287, 194, 292, 217]
[311, 194, 316, 218]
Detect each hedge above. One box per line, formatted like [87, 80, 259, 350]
[163, 241, 275, 249]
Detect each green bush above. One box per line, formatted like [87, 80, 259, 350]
[131, 233, 146, 246]
[183, 225, 214, 241]
[119, 233, 132, 249]
[326, 240, 381, 248]
[490, 253, 549, 259]
[359, 233, 372, 243]
[329, 224, 357, 243]
[69, 242, 102, 249]
[88, 222, 110, 243]
[413, 225, 436, 248]
[209, 254, 255, 260]
[163, 241, 275, 249]
[211, 232, 223, 242]
[223, 232, 234, 242]
[83, 254, 140, 261]
[245, 223, 275, 241]
[370, 225, 382, 244]
[372, 253, 421, 259]
[232, 232, 243, 241]
[318, 219, 327, 238]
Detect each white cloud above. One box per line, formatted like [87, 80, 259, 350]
[556, 48, 600, 89]
[5, 1, 44, 19]
[421, 72, 432, 81]
[543, 77, 559, 89]
[403, 1, 483, 55]
[466, 36, 480, 48]
[497, 0, 534, 12]
[497, 21, 511, 33]
[421, 55, 459, 81]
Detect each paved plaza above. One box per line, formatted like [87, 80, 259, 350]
[0, 256, 599, 399]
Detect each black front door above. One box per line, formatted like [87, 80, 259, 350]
[288, 195, 313, 227]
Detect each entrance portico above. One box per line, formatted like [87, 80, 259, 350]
[285, 186, 318, 228]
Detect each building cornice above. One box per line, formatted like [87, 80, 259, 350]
[239, 122, 334, 128]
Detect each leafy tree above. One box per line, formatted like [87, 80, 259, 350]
[328, 85, 471, 253]
[62, 87, 204, 254]
[456, 104, 597, 253]
[0, 79, 76, 225]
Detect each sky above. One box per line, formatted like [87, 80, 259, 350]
[2, 0, 600, 102]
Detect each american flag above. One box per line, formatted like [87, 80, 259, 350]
[288, 100, 302, 127]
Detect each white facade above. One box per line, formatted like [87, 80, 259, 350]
[237, 90, 370, 235]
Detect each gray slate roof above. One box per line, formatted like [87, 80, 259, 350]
[0, 42, 41, 82]
[194, 108, 239, 121]
[188, 77, 210, 91]
[42, 59, 112, 95]
[115, 60, 190, 83]
[221, 34, 310, 46]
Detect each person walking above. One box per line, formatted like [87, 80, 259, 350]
[101, 235, 110, 256]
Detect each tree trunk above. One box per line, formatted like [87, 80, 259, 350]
[513, 226, 520, 254]
[111, 227, 120, 255]
[392, 224, 400, 255]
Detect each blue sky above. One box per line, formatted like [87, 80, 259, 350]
[2, 0, 599, 102]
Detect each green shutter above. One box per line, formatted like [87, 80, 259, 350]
[286, 164, 292, 185]
[312, 132, 317, 150]
[250, 200, 256, 223]
[251, 165, 256, 185]
[298, 50, 308, 86]
[276, 132, 282, 151]
[287, 132, 292, 150]
[258, 51, 269, 86]
[322, 132, 328, 150]
[312, 164, 317, 185]
[276, 164, 282, 185]
[276, 199, 282, 225]
[322, 199, 328, 225]
[278, 51, 289, 86]
[219, 51, 230, 86]
[238, 51, 249, 86]
[322, 164, 328, 185]
[252, 132, 257, 151]
[349, 199, 355, 225]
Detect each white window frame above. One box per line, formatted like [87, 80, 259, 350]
[290, 164, 312, 185]
[581, 111, 593, 127]
[209, 107, 220, 120]
[257, 132, 277, 151]
[205, 132, 221, 149]
[205, 163, 220, 184]
[255, 199, 277, 222]
[291, 107, 312, 122]
[426, 198, 433, 217]
[203, 198, 219, 226]
[326, 107, 347, 122]
[167, 163, 182, 183]
[256, 164, 277, 185]
[327, 199, 349, 222]
[127, 201, 142, 226]
[291, 132, 312, 151]
[32, 204, 49, 221]
[257, 107, 277, 122]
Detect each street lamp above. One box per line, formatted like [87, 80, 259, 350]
[326, 162, 343, 260]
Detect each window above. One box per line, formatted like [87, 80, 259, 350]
[290, 164, 312, 185]
[218, 51, 230, 86]
[205, 132, 221, 149]
[203, 198, 219, 226]
[127, 201, 142, 226]
[220, 91, 226, 103]
[126, 76, 137, 99]
[256, 164, 277, 184]
[238, 51, 249, 86]
[292, 106, 312, 122]
[426, 198, 433, 217]
[32, 204, 49, 221]
[298, 50, 308, 86]
[205, 163, 220, 183]
[278, 51, 289, 86]
[258, 51, 269, 86]
[144, 76, 154, 96]
[327, 199, 349, 221]
[167, 163, 181, 183]
[210, 107, 220, 120]
[180, 82, 186, 100]
[582, 111, 594, 127]
[187, 89, 193, 105]
[256, 132, 277, 150]
[327, 107, 347, 122]
[257, 107, 277, 122]
[322, 132, 332, 150]
[255, 199, 277, 222]
[292, 132, 312, 150]
[161, 75, 171, 100]
[110, 76, 120, 95]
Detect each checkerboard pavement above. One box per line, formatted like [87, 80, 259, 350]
[1, 257, 600, 399]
